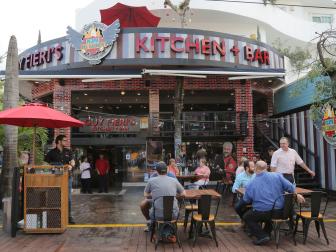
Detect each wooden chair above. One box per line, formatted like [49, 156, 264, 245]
[183, 202, 198, 232]
[189, 194, 220, 247]
[271, 193, 295, 249]
[293, 191, 329, 245]
[150, 196, 181, 250]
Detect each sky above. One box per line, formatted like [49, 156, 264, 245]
[0, 0, 93, 70]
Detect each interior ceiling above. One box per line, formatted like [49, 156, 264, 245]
[72, 90, 235, 105]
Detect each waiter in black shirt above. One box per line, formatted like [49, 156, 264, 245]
[45, 134, 76, 224]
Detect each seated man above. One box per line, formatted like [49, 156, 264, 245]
[232, 160, 255, 194]
[242, 161, 305, 245]
[140, 161, 186, 231]
[233, 160, 255, 219]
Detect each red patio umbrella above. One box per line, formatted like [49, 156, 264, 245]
[0, 103, 84, 164]
[100, 3, 161, 28]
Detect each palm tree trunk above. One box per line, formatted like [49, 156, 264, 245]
[0, 36, 19, 199]
[174, 77, 184, 164]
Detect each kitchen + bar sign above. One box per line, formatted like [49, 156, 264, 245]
[136, 35, 271, 65]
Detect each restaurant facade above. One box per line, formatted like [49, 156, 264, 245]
[16, 3, 285, 184]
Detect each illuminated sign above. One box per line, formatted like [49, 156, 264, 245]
[82, 116, 140, 132]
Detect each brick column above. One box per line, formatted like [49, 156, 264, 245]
[149, 89, 160, 135]
[149, 89, 159, 113]
[53, 80, 72, 147]
[235, 80, 254, 160]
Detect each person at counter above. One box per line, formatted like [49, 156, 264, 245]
[45, 134, 76, 224]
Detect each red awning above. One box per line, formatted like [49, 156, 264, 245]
[100, 2, 161, 28]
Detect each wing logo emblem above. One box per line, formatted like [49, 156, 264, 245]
[67, 20, 120, 65]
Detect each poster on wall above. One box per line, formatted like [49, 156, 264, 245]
[321, 102, 336, 147]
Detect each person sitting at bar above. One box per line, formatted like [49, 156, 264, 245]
[188, 158, 211, 189]
[167, 158, 180, 176]
[242, 161, 305, 245]
[233, 160, 256, 222]
[140, 161, 186, 232]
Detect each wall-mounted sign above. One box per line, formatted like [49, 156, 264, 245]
[66, 19, 120, 64]
[19, 45, 63, 70]
[321, 102, 336, 146]
[136, 36, 270, 66]
[81, 116, 140, 132]
[19, 27, 284, 71]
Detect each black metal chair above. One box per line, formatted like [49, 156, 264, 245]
[293, 191, 329, 245]
[150, 196, 181, 249]
[189, 194, 220, 247]
[271, 193, 296, 249]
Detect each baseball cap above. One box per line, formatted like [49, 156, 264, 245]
[156, 161, 167, 173]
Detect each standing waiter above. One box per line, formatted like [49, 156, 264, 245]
[271, 137, 315, 183]
[45, 134, 76, 224]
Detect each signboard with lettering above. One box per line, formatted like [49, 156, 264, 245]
[19, 27, 284, 72]
[81, 116, 140, 133]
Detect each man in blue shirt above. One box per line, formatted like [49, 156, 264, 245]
[233, 160, 255, 219]
[242, 161, 305, 245]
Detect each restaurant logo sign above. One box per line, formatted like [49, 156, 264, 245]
[66, 19, 120, 64]
[81, 115, 140, 133]
[321, 102, 336, 146]
[19, 45, 63, 70]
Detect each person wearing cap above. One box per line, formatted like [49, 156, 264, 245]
[140, 161, 186, 232]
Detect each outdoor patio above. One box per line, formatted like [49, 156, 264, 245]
[0, 186, 335, 251]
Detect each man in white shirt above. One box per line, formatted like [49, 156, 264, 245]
[271, 137, 315, 183]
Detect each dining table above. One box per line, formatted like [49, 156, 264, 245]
[235, 186, 313, 196]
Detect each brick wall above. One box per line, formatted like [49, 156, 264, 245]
[33, 76, 255, 158]
[52, 80, 72, 148]
[235, 80, 254, 161]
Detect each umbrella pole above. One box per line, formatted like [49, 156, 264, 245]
[32, 126, 36, 165]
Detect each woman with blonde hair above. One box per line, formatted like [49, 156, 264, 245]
[236, 156, 248, 175]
